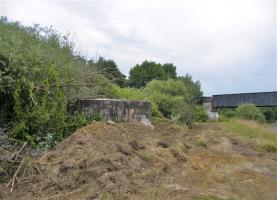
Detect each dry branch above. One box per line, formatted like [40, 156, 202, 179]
[6, 158, 25, 192]
[10, 142, 27, 160]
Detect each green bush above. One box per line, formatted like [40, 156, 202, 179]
[143, 79, 188, 100]
[261, 107, 277, 122]
[193, 106, 208, 122]
[9, 66, 87, 147]
[218, 108, 236, 118]
[115, 79, 205, 126]
[0, 18, 115, 147]
[143, 80, 189, 121]
[218, 115, 230, 122]
[113, 86, 145, 100]
[235, 104, 265, 122]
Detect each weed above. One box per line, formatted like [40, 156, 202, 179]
[176, 140, 183, 153]
[102, 192, 113, 200]
[197, 195, 236, 200]
[138, 150, 154, 161]
[197, 137, 207, 148]
[261, 143, 277, 153]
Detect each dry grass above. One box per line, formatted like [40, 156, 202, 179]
[222, 119, 277, 153]
[1, 120, 277, 200]
[197, 136, 208, 148]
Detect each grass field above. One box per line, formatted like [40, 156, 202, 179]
[222, 119, 277, 153]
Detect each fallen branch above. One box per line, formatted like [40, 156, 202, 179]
[6, 158, 25, 192]
[10, 141, 27, 160]
[0, 147, 11, 153]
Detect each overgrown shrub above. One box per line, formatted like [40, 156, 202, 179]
[261, 107, 277, 122]
[218, 108, 236, 118]
[193, 106, 209, 122]
[235, 104, 265, 122]
[0, 17, 112, 147]
[113, 86, 145, 100]
[112, 86, 162, 117]
[9, 66, 87, 147]
[114, 79, 206, 126]
[143, 79, 189, 118]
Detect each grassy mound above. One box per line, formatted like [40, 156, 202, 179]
[222, 119, 277, 153]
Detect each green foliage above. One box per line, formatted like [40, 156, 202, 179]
[235, 104, 265, 122]
[261, 144, 277, 153]
[112, 86, 162, 117]
[197, 137, 208, 148]
[218, 115, 230, 122]
[222, 119, 277, 153]
[193, 106, 209, 122]
[0, 54, 15, 124]
[128, 60, 177, 88]
[218, 108, 236, 118]
[114, 79, 206, 126]
[90, 57, 126, 87]
[9, 66, 87, 147]
[0, 18, 116, 147]
[0, 17, 206, 148]
[91, 112, 102, 121]
[143, 79, 188, 100]
[113, 86, 145, 100]
[102, 192, 114, 200]
[261, 107, 277, 122]
[144, 79, 188, 118]
[161, 63, 177, 79]
[177, 74, 203, 103]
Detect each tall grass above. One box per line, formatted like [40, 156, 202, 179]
[222, 119, 277, 153]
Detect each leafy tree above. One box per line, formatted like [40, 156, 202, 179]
[143, 79, 206, 126]
[143, 79, 189, 102]
[89, 57, 126, 87]
[127, 61, 202, 105]
[162, 63, 177, 79]
[128, 60, 177, 88]
[177, 74, 203, 103]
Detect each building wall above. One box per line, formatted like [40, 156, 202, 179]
[72, 99, 151, 125]
[212, 92, 277, 108]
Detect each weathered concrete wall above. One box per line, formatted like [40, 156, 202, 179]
[73, 99, 151, 125]
[201, 97, 218, 121]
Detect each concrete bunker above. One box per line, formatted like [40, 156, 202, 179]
[73, 99, 152, 125]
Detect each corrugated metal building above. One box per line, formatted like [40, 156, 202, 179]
[212, 91, 277, 108]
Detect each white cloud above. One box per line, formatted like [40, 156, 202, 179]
[1, 0, 276, 95]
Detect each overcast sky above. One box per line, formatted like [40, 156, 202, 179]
[1, 0, 276, 95]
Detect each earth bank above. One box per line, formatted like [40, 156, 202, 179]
[0, 120, 277, 200]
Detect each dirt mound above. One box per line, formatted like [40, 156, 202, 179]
[0, 122, 189, 199]
[1, 121, 277, 200]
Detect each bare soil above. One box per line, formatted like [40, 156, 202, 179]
[0, 120, 277, 200]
